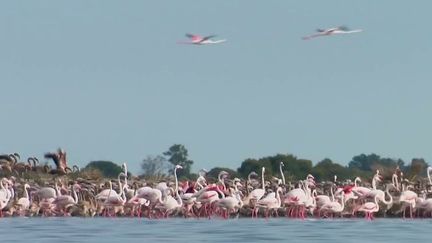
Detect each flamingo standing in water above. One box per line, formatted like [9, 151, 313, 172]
[15, 183, 31, 216]
[52, 184, 81, 216]
[247, 167, 266, 217]
[427, 167, 432, 192]
[399, 180, 418, 219]
[320, 192, 345, 218]
[0, 179, 12, 217]
[358, 195, 380, 220]
[178, 33, 227, 45]
[155, 165, 183, 217]
[254, 187, 283, 218]
[302, 26, 363, 40]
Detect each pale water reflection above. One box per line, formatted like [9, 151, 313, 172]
[0, 218, 430, 243]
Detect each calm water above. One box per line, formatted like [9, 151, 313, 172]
[0, 218, 431, 243]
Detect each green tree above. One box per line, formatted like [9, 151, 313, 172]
[237, 153, 312, 181]
[207, 167, 238, 180]
[406, 158, 429, 179]
[141, 155, 170, 177]
[237, 158, 272, 178]
[312, 158, 352, 181]
[84, 161, 123, 178]
[348, 153, 381, 171]
[163, 144, 193, 178]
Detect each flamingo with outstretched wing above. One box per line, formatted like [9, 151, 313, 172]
[302, 26, 363, 40]
[178, 33, 227, 45]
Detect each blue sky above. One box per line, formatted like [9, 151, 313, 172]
[1, 1, 431, 174]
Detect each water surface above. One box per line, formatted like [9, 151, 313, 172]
[0, 218, 430, 242]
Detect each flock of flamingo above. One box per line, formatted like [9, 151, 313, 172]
[1, 152, 432, 220]
[178, 25, 363, 45]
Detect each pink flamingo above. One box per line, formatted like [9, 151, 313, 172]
[398, 181, 418, 219]
[154, 165, 183, 217]
[303, 26, 363, 40]
[245, 167, 266, 216]
[178, 33, 226, 45]
[215, 188, 243, 219]
[52, 184, 81, 216]
[319, 193, 345, 218]
[15, 183, 31, 216]
[254, 187, 283, 218]
[358, 195, 380, 220]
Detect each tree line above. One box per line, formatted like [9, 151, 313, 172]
[84, 144, 430, 182]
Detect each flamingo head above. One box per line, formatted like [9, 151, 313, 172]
[249, 171, 258, 177]
[198, 168, 208, 176]
[175, 165, 183, 170]
[338, 25, 350, 31]
[219, 170, 229, 178]
[73, 184, 82, 191]
[280, 161, 285, 167]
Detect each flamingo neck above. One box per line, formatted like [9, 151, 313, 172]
[261, 168, 265, 191]
[107, 181, 113, 200]
[216, 186, 225, 199]
[372, 176, 378, 190]
[174, 167, 179, 194]
[117, 175, 123, 195]
[276, 188, 282, 207]
[383, 185, 393, 205]
[330, 186, 335, 201]
[340, 194, 345, 211]
[24, 186, 29, 199]
[280, 165, 285, 185]
[55, 183, 61, 196]
[123, 164, 128, 187]
[354, 177, 360, 187]
[428, 167, 432, 185]
[72, 186, 78, 204]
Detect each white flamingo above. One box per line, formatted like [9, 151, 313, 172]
[358, 194, 380, 220]
[303, 26, 363, 40]
[245, 167, 266, 210]
[0, 179, 12, 217]
[15, 183, 31, 216]
[254, 187, 283, 218]
[279, 162, 286, 185]
[52, 184, 81, 216]
[155, 165, 183, 217]
[178, 33, 226, 45]
[284, 180, 310, 218]
[427, 167, 432, 190]
[95, 172, 124, 201]
[320, 193, 345, 218]
[399, 180, 418, 218]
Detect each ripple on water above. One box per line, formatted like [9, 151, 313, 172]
[1, 218, 432, 243]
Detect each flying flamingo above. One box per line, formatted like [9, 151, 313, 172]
[178, 33, 227, 45]
[302, 26, 363, 40]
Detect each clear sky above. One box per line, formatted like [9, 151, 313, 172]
[1, 1, 431, 174]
